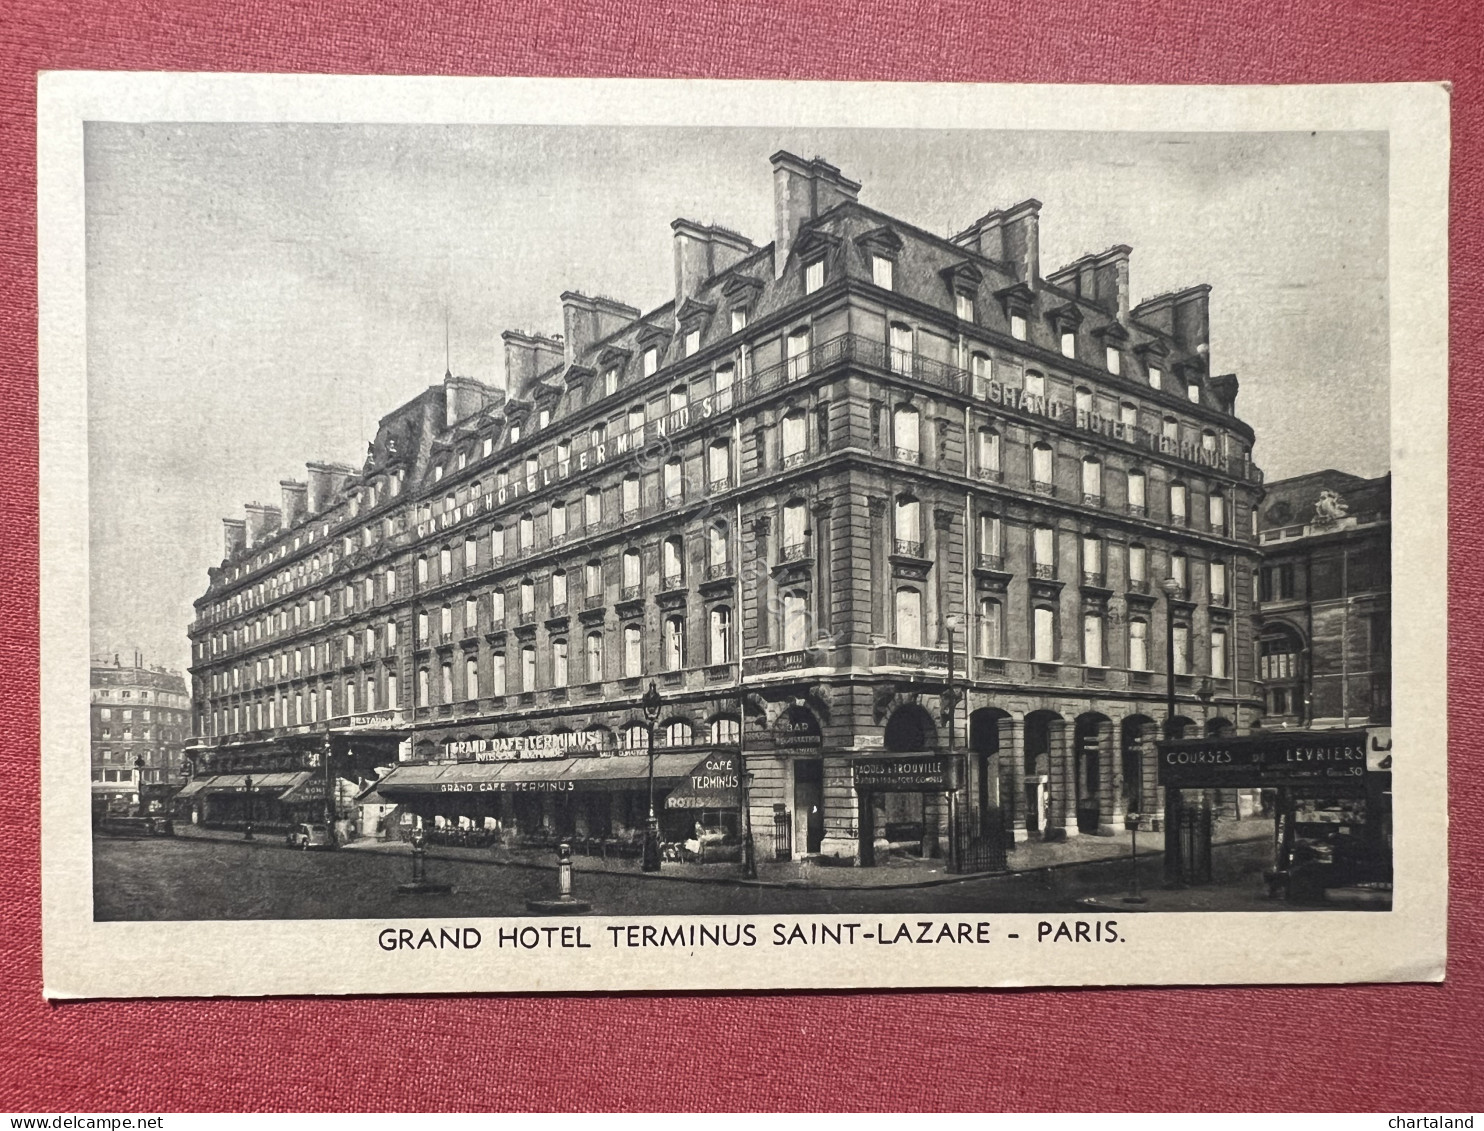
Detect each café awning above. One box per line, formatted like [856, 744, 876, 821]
[372, 752, 711, 798]
[176, 772, 311, 797]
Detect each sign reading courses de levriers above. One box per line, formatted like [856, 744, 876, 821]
[1158, 730, 1369, 789]
[445, 731, 603, 761]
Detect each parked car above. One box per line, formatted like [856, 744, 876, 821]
[285, 823, 337, 850]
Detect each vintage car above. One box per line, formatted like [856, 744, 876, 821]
[285, 822, 337, 850]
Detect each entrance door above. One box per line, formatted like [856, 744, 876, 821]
[794, 758, 824, 854]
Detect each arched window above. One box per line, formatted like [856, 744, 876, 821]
[893, 404, 920, 463]
[519, 578, 535, 616]
[585, 487, 602, 526]
[669, 384, 688, 413]
[709, 606, 732, 663]
[662, 536, 684, 584]
[894, 586, 923, 647]
[711, 716, 740, 744]
[585, 631, 603, 681]
[623, 625, 643, 677]
[519, 645, 536, 691]
[1081, 456, 1102, 501]
[782, 590, 809, 651]
[708, 439, 731, 485]
[786, 328, 811, 381]
[893, 494, 922, 553]
[622, 722, 648, 751]
[550, 500, 567, 540]
[1170, 481, 1188, 524]
[550, 569, 567, 610]
[627, 405, 646, 435]
[977, 597, 1002, 657]
[1129, 619, 1149, 670]
[1033, 606, 1057, 663]
[490, 652, 506, 697]
[782, 409, 808, 465]
[622, 549, 642, 592]
[552, 639, 568, 687]
[664, 720, 693, 747]
[465, 656, 479, 701]
[1259, 628, 1304, 716]
[519, 512, 534, 550]
[621, 473, 640, 514]
[585, 559, 602, 599]
[889, 322, 915, 375]
[708, 522, 730, 571]
[664, 615, 686, 671]
[491, 525, 506, 560]
[1127, 468, 1147, 514]
[977, 426, 1001, 476]
[1031, 441, 1054, 486]
[782, 499, 808, 555]
[663, 458, 683, 501]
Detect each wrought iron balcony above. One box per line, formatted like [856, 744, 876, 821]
[779, 541, 810, 563]
[977, 553, 1005, 571]
[782, 451, 809, 469]
[1032, 480, 1057, 496]
[705, 562, 734, 581]
[894, 447, 921, 464]
[893, 539, 925, 558]
[1082, 571, 1107, 589]
[1032, 563, 1057, 580]
[620, 584, 643, 602]
[660, 573, 686, 592]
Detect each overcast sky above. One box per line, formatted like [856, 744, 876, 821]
[85, 123, 1389, 675]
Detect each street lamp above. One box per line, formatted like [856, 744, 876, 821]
[642, 680, 663, 872]
[942, 612, 964, 871]
[1161, 575, 1182, 886]
[134, 755, 146, 818]
[243, 772, 256, 841]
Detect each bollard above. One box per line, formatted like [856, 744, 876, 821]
[526, 842, 592, 915]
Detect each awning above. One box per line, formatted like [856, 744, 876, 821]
[664, 751, 741, 810]
[176, 772, 310, 797]
[372, 752, 710, 799]
[277, 774, 352, 804]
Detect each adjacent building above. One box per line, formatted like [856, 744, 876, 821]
[91, 653, 191, 819]
[186, 151, 1267, 863]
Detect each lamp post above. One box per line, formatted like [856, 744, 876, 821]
[942, 612, 964, 871]
[642, 680, 663, 872]
[737, 684, 757, 881]
[243, 772, 256, 840]
[1161, 575, 1182, 885]
[134, 755, 147, 818]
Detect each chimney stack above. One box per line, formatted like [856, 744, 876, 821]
[501, 331, 565, 400]
[953, 200, 1041, 287]
[306, 461, 354, 514]
[242, 503, 282, 548]
[770, 152, 861, 279]
[279, 480, 308, 528]
[672, 221, 756, 314]
[561, 293, 641, 367]
[1047, 245, 1132, 323]
[1132, 285, 1211, 356]
[223, 518, 247, 559]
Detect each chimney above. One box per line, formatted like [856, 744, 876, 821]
[242, 503, 282, 547]
[770, 151, 861, 279]
[306, 461, 354, 514]
[953, 210, 1006, 262]
[501, 332, 565, 400]
[1132, 285, 1210, 355]
[561, 293, 640, 367]
[1092, 246, 1132, 323]
[444, 375, 498, 425]
[1000, 200, 1042, 288]
[223, 518, 247, 559]
[671, 221, 756, 315]
[280, 480, 308, 528]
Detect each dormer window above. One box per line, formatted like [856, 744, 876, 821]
[509, 423, 522, 443]
[955, 293, 974, 322]
[482, 436, 494, 457]
[805, 260, 825, 294]
[603, 368, 618, 397]
[643, 347, 659, 378]
[1061, 332, 1077, 359]
[1011, 315, 1027, 341]
[538, 409, 550, 429]
[871, 255, 893, 290]
[1106, 346, 1122, 375]
[731, 309, 748, 334]
[1186, 381, 1201, 404]
[1148, 365, 1163, 390]
[433, 465, 444, 482]
[684, 328, 701, 356]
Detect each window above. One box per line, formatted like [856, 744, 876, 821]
[889, 323, 914, 376]
[1025, 370, 1046, 398]
[664, 616, 686, 671]
[1210, 628, 1228, 679]
[781, 410, 807, 465]
[1120, 402, 1138, 429]
[782, 590, 809, 651]
[466, 657, 479, 701]
[520, 579, 535, 617]
[417, 667, 429, 708]
[662, 536, 684, 584]
[1011, 314, 1027, 341]
[552, 639, 568, 687]
[1033, 525, 1055, 575]
[684, 329, 701, 357]
[603, 368, 618, 397]
[643, 347, 659, 378]
[386, 620, 398, 651]
[1082, 534, 1103, 581]
[708, 439, 731, 485]
[709, 606, 732, 663]
[490, 652, 506, 697]
[1129, 617, 1150, 671]
[1106, 346, 1121, 375]
[977, 597, 1002, 657]
[956, 292, 974, 322]
[805, 259, 825, 294]
[1083, 613, 1105, 667]
[438, 546, 452, 577]
[893, 494, 921, 550]
[730, 309, 748, 334]
[550, 501, 567, 540]
[1260, 564, 1296, 602]
[864, 253, 893, 290]
[551, 569, 567, 609]
[1209, 560, 1228, 605]
[1127, 468, 1147, 512]
[1209, 490, 1226, 530]
[786, 328, 811, 381]
[489, 590, 505, 625]
[1129, 543, 1148, 587]
[491, 525, 506, 560]
[1061, 331, 1076, 359]
[623, 625, 643, 677]
[627, 405, 646, 436]
[585, 487, 602, 526]
[664, 720, 692, 747]
[590, 422, 608, 448]
[365, 626, 377, 655]
[622, 549, 642, 591]
[1162, 416, 1179, 442]
[669, 384, 688, 413]
[1170, 482, 1188, 524]
[893, 404, 920, 462]
[1171, 551, 1189, 592]
[585, 560, 602, 599]
[519, 512, 534, 550]
[521, 645, 536, 691]
[1187, 381, 1201, 404]
[1148, 365, 1163, 390]
[621, 474, 640, 514]
[977, 427, 1001, 475]
[663, 458, 683, 500]
[586, 631, 603, 681]
[1081, 456, 1102, 501]
[440, 605, 453, 638]
[1033, 606, 1057, 662]
[894, 586, 923, 647]
[417, 556, 429, 585]
[711, 716, 740, 744]
[417, 610, 429, 643]
[782, 499, 808, 553]
[1031, 441, 1054, 486]
[1173, 625, 1190, 675]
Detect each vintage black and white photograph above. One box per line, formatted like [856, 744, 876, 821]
[39, 77, 1448, 996]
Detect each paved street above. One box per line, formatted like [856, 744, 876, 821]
[92, 831, 1290, 920]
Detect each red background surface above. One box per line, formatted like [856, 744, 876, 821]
[1, 0, 1479, 1112]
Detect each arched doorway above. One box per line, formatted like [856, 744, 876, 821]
[884, 703, 937, 751]
[1205, 716, 1234, 736]
[1120, 714, 1155, 816]
[1023, 710, 1061, 835]
[874, 703, 941, 857]
[780, 706, 826, 856]
[969, 707, 1009, 828]
[1073, 713, 1111, 834]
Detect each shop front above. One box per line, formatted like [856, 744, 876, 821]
[174, 771, 313, 832]
[853, 754, 961, 867]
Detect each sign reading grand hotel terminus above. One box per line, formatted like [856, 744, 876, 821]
[39, 75, 1447, 999]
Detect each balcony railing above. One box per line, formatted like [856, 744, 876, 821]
[1166, 584, 1188, 601]
[779, 541, 810, 563]
[620, 509, 640, 524]
[582, 594, 603, 610]
[660, 573, 686, 592]
[705, 562, 735, 581]
[708, 477, 730, 493]
[1127, 502, 1147, 517]
[1032, 563, 1057, 580]
[1082, 492, 1102, 507]
[977, 553, 1005, 571]
[1032, 480, 1057, 496]
[548, 603, 568, 618]
[1210, 591, 1230, 607]
[1082, 571, 1106, 588]
[1127, 579, 1150, 595]
[619, 585, 643, 602]
[976, 467, 1004, 482]
[782, 451, 809, 469]
[893, 539, 925, 558]
[895, 447, 921, 464]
